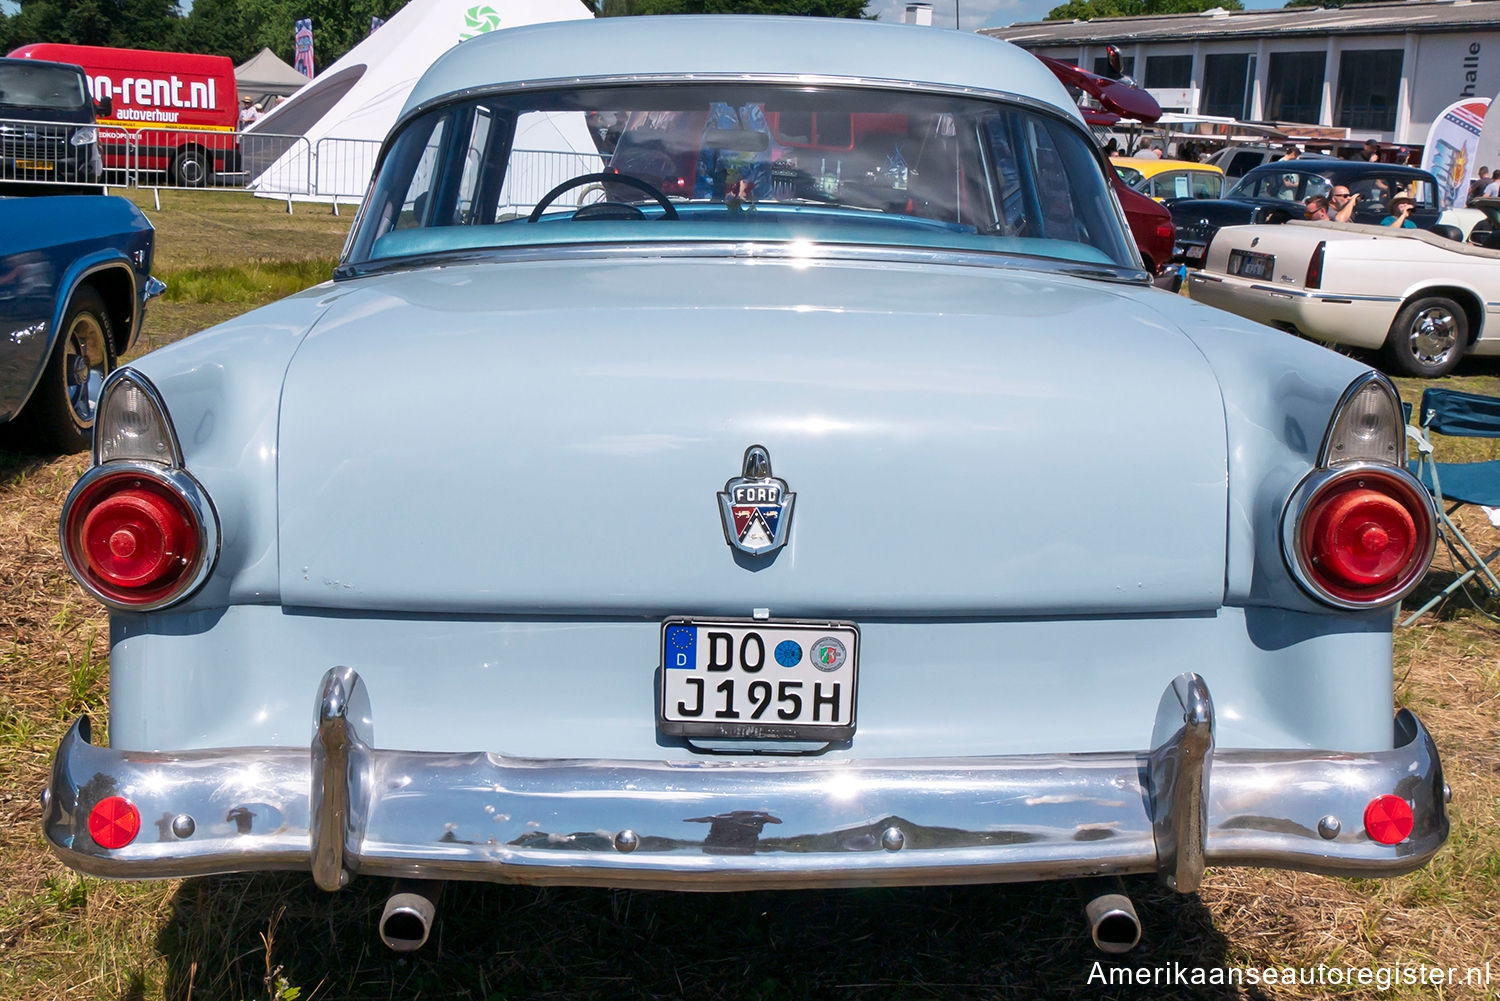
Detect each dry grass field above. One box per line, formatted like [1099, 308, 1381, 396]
[1, 190, 1497, 1000]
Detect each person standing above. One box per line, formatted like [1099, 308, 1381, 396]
[1133, 140, 1161, 160]
[239, 96, 261, 128]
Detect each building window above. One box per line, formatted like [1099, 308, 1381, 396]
[1265, 51, 1325, 124]
[1144, 54, 1192, 89]
[1336, 49, 1403, 131]
[1202, 53, 1252, 119]
[1093, 54, 1135, 79]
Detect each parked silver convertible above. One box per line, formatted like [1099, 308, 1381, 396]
[44, 17, 1447, 953]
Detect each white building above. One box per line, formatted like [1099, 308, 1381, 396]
[982, 0, 1500, 146]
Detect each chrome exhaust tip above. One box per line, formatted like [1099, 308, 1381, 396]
[1077, 878, 1142, 954]
[379, 880, 444, 952]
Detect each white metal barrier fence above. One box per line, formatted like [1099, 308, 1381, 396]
[497, 148, 609, 214]
[2, 117, 610, 214]
[311, 137, 383, 201]
[128, 127, 312, 196]
[0, 117, 108, 190]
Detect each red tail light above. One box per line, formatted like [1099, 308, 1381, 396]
[1305, 241, 1326, 289]
[61, 466, 211, 609]
[1287, 468, 1433, 607]
[1156, 222, 1174, 241]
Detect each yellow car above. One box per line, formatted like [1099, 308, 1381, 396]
[1111, 157, 1225, 202]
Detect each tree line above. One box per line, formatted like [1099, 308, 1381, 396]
[0, 0, 866, 69]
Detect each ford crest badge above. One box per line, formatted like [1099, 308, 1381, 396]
[718, 445, 795, 556]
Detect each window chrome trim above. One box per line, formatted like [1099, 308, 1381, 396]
[57, 460, 222, 613]
[336, 240, 1151, 285]
[345, 74, 1130, 273]
[1279, 461, 1437, 611]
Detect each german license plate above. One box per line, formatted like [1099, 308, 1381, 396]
[659, 618, 858, 741]
[16, 160, 54, 171]
[1229, 249, 1273, 279]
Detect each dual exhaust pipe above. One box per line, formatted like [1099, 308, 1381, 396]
[375, 878, 1142, 955]
[379, 880, 444, 953]
[1078, 878, 1143, 954]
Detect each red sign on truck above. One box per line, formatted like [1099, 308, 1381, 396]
[8, 43, 241, 186]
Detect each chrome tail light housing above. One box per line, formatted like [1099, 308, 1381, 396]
[59, 369, 219, 611]
[1282, 373, 1435, 609]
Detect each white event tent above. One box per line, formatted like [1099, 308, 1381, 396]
[235, 47, 310, 103]
[246, 0, 598, 203]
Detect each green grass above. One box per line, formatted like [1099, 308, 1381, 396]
[158, 259, 338, 305]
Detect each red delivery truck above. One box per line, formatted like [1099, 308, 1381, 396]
[8, 44, 241, 186]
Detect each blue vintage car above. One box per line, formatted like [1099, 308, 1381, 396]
[42, 17, 1447, 955]
[0, 195, 160, 452]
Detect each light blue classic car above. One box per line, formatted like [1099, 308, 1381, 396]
[43, 17, 1447, 954]
[0, 195, 161, 452]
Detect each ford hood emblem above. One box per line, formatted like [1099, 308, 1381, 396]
[718, 445, 795, 556]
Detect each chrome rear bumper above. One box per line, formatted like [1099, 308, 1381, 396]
[42, 669, 1447, 892]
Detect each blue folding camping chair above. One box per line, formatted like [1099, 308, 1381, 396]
[1401, 387, 1500, 625]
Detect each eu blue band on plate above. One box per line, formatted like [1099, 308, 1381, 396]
[665, 625, 696, 669]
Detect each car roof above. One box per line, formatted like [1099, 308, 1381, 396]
[1239, 160, 1432, 180]
[402, 16, 1078, 123]
[0, 56, 87, 73]
[1110, 157, 1223, 178]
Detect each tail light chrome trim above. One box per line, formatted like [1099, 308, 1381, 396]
[93, 368, 182, 468]
[59, 461, 221, 611]
[61, 368, 218, 612]
[1281, 462, 1436, 610]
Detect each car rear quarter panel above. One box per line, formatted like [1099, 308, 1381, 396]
[125, 284, 342, 604]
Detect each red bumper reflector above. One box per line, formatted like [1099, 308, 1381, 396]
[88, 795, 141, 850]
[1363, 794, 1414, 845]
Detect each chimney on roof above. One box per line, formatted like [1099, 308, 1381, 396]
[905, 2, 934, 25]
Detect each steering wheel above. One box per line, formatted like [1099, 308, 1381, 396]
[527, 172, 679, 222]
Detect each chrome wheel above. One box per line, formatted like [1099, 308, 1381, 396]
[63, 311, 109, 426]
[1408, 306, 1459, 367]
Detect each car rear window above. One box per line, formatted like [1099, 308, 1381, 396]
[345, 82, 1136, 271]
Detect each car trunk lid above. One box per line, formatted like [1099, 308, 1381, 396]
[276, 255, 1229, 616]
